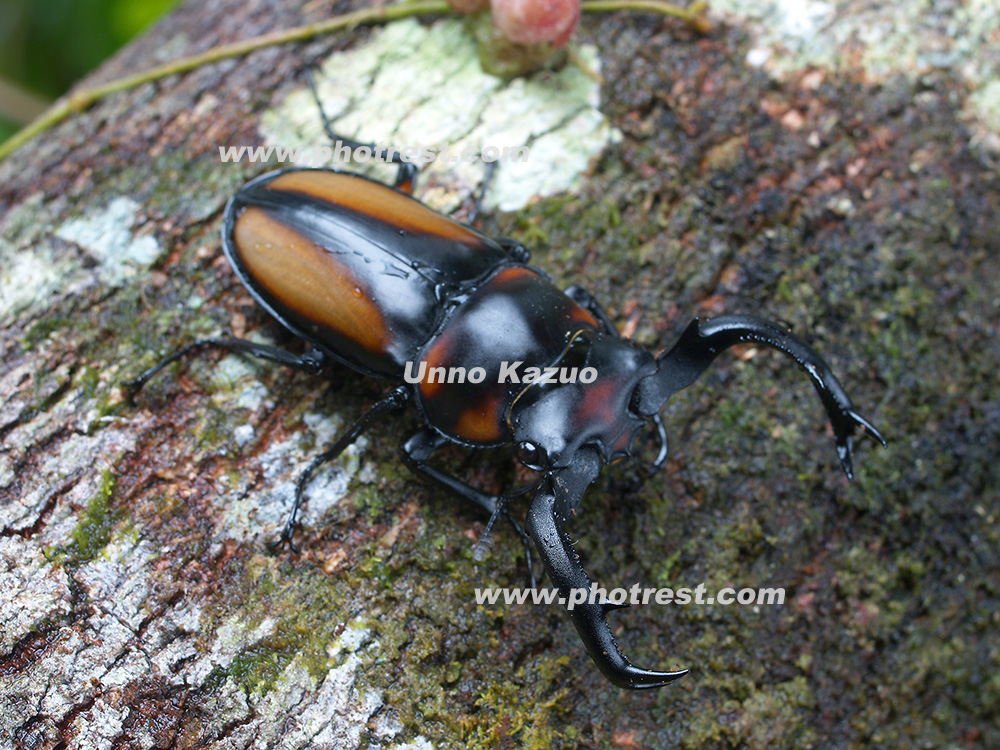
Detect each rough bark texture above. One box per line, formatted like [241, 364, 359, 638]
[2, 1, 998, 749]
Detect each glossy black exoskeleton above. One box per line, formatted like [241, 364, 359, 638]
[129, 77, 885, 689]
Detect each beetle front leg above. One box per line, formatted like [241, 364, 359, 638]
[400, 427, 537, 588]
[526, 448, 689, 689]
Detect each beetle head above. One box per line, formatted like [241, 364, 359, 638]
[509, 331, 658, 474]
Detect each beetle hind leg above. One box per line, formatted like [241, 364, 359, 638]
[304, 68, 417, 193]
[124, 336, 328, 397]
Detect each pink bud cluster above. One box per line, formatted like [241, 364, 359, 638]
[449, 0, 581, 48]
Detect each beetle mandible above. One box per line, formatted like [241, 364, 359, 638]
[129, 75, 885, 690]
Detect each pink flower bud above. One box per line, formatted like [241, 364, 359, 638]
[491, 0, 581, 47]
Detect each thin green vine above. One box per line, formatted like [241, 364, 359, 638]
[0, 0, 708, 163]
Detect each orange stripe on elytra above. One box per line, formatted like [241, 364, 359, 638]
[233, 207, 391, 354]
[452, 393, 505, 443]
[266, 171, 482, 243]
[418, 329, 454, 401]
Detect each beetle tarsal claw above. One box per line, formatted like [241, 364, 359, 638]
[266, 531, 299, 555]
[526, 451, 689, 689]
[473, 497, 506, 561]
[832, 406, 888, 480]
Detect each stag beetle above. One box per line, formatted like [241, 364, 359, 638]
[128, 78, 885, 690]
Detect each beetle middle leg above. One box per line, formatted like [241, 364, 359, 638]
[401, 427, 538, 589]
[272, 384, 410, 551]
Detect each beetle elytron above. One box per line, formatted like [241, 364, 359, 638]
[129, 92, 885, 690]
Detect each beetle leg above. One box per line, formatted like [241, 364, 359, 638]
[564, 285, 619, 336]
[631, 315, 887, 479]
[305, 69, 499, 214]
[401, 427, 537, 589]
[124, 336, 328, 396]
[463, 160, 496, 224]
[526, 448, 689, 689]
[630, 413, 669, 475]
[495, 237, 531, 264]
[272, 384, 411, 551]
[303, 68, 417, 192]
[440, 158, 497, 224]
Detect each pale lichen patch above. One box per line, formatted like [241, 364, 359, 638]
[55, 197, 161, 285]
[69, 696, 125, 750]
[0, 249, 65, 320]
[0, 194, 79, 321]
[0, 537, 72, 652]
[326, 619, 371, 659]
[393, 738, 436, 750]
[77, 535, 157, 632]
[292, 666, 382, 749]
[227, 648, 385, 750]
[713, 0, 1000, 148]
[968, 79, 1000, 153]
[259, 19, 619, 213]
